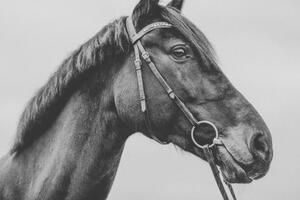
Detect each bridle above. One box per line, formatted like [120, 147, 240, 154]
[126, 16, 237, 200]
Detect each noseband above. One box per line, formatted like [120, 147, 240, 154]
[126, 16, 237, 200]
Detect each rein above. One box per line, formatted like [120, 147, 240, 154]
[125, 16, 237, 200]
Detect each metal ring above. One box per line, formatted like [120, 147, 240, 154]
[191, 120, 219, 149]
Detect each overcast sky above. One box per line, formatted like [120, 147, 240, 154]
[0, 0, 299, 199]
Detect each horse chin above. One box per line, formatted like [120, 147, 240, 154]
[216, 146, 253, 184]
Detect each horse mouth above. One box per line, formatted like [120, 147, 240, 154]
[214, 146, 253, 184]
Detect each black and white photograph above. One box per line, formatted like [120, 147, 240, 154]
[0, 0, 298, 199]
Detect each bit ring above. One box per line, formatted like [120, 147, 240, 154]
[191, 120, 219, 149]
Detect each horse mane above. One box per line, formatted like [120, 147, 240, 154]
[11, 6, 217, 155]
[10, 17, 130, 154]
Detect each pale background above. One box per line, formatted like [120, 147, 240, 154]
[0, 0, 299, 199]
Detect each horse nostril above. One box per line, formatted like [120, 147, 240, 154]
[250, 132, 269, 161]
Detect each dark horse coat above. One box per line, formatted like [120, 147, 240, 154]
[0, 0, 272, 199]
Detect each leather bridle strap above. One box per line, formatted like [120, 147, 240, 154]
[126, 16, 198, 126]
[203, 145, 237, 200]
[126, 16, 237, 200]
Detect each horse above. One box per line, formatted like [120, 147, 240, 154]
[0, 0, 273, 199]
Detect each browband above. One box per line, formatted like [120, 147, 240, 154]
[126, 16, 172, 44]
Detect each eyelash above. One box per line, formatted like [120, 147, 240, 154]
[172, 47, 186, 57]
[170, 46, 191, 61]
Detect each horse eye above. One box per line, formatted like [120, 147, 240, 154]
[171, 47, 187, 59]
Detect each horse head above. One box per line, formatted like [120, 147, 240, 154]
[114, 0, 273, 184]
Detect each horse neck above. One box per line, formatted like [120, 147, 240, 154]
[17, 71, 130, 200]
[64, 94, 127, 200]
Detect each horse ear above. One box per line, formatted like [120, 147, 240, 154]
[132, 0, 160, 28]
[132, 0, 160, 18]
[167, 0, 184, 12]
